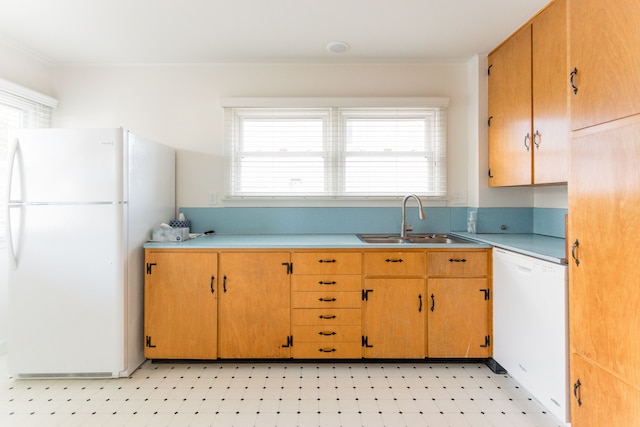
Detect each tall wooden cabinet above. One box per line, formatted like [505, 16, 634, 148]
[568, 0, 640, 424]
[488, 0, 568, 186]
[569, 117, 640, 425]
[218, 251, 292, 358]
[144, 250, 218, 359]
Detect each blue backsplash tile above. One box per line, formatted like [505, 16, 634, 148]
[178, 206, 567, 238]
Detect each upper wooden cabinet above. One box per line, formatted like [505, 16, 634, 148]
[488, 0, 568, 186]
[569, 0, 640, 130]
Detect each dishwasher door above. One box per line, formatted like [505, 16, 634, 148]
[493, 247, 569, 424]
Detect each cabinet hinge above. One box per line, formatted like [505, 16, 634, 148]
[480, 335, 491, 348]
[362, 336, 374, 348]
[479, 289, 490, 300]
[281, 335, 293, 348]
[146, 262, 157, 274]
[145, 335, 156, 348]
[362, 289, 373, 301]
[488, 168, 494, 178]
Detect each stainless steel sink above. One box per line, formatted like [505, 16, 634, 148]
[357, 233, 472, 245]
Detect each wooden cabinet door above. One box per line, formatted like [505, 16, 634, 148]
[218, 252, 291, 358]
[488, 25, 532, 186]
[570, 354, 640, 427]
[144, 251, 217, 359]
[427, 278, 490, 358]
[532, 0, 569, 184]
[569, 0, 640, 130]
[569, 118, 640, 389]
[363, 278, 425, 359]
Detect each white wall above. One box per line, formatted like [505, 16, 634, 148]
[50, 62, 477, 209]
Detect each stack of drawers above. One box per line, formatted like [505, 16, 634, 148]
[291, 252, 362, 358]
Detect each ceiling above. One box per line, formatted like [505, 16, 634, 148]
[0, 0, 550, 64]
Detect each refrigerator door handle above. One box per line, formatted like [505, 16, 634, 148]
[6, 137, 21, 268]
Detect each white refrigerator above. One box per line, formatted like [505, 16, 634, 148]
[5, 128, 175, 378]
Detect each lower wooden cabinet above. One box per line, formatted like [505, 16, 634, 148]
[362, 278, 426, 358]
[290, 256, 362, 359]
[427, 278, 491, 358]
[144, 247, 491, 361]
[218, 252, 292, 358]
[144, 250, 218, 359]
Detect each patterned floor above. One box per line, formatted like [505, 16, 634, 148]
[1, 355, 565, 426]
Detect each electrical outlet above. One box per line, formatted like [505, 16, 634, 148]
[209, 192, 217, 206]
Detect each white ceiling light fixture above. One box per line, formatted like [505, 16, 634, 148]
[326, 41, 350, 54]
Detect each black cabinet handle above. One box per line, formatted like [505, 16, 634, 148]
[210, 275, 215, 294]
[430, 294, 435, 312]
[319, 297, 337, 302]
[223, 275, 227, 292]
[385, 258, 404, 263]
[319, 348, 336, 353]
[318, 331, 337, 336]
[318, 259, 336, 263]
[570, 67, 579, 94]
[418, 294, 423, 313]
[449, 258, 467, 263]
[318, 281, 336, 285]
[319, 315, 336, 320]
[573, 379, 582, 406]
[571, 239, 580, 266]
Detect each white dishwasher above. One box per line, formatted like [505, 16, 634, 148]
[493, 247, 569, 424]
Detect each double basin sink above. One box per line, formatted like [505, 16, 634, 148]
[357, 233, 473, 245]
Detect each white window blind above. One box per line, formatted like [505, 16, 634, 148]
[223, 98, 447, 200]
[0, 79, 57, 238]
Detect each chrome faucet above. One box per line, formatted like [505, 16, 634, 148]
[400, 194, 425, 238]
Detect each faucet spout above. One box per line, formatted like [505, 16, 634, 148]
[401, 194, 425, 238]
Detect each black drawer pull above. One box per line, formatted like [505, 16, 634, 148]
[319, 315, 336, 319]
[385, 258, 404, 263]
[318, 331, 337, 336]
[318, 281, 337, 285]
[318, 259, 336, 263]
[448, 258, 467, 263]
[319, 297, 337, 302]
[319, 348, 336, 353]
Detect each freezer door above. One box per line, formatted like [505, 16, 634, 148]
[8, 203, 126, 376]
[8, 128, 125, 203]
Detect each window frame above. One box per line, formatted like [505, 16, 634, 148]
[222, 97, 449, 202]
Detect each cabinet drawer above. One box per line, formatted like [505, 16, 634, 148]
[292, 308, 362, 326]
[292, 325, 361, 343]
[427, 251, 488, 276]
[292, 341, 362, 359]
[363, 252, 425, 276]
[292, 275, 361, 292]
[292, 252, 362, 274]
[292, 291, 361, 309]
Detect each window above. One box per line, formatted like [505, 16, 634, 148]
[223, 98, 447, 200]
[0, 79, 57, 238]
